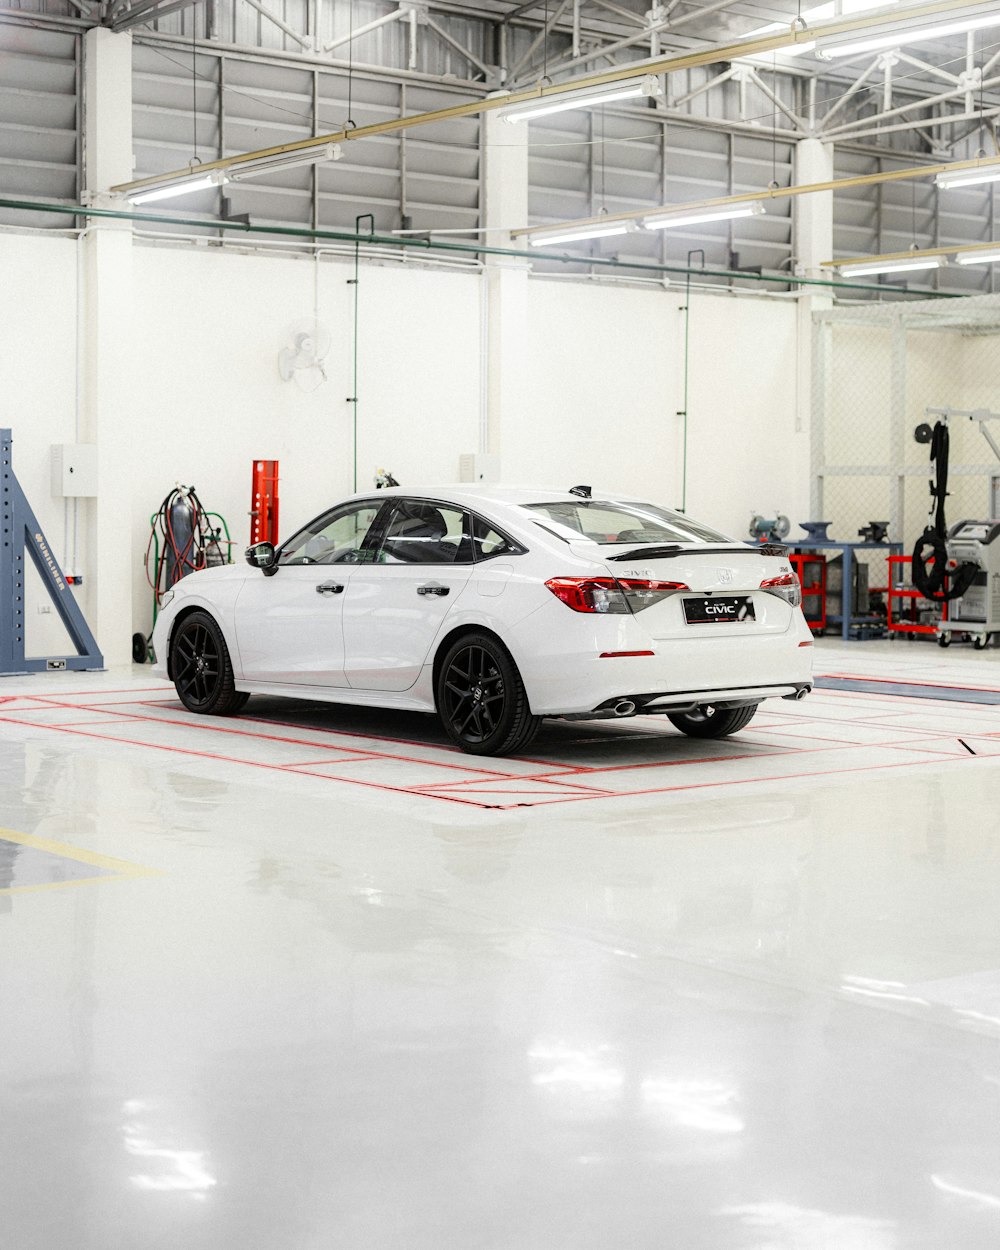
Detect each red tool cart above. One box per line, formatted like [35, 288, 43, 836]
[789, 551, 827, 633]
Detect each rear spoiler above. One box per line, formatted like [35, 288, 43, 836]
[607, 543, 788, 562]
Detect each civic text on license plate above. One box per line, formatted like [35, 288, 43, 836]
[683, 596, 755, 624]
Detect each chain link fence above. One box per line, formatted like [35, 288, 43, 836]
[810, 294, 1000, 621]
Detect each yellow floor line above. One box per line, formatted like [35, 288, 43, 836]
[0, 825, 161, 893]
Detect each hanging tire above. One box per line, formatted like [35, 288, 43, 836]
[170, 610, 249, 716]
[436, 632, 541, 756]
[132, 632, 148, 664]
[667, 703, 759, 739]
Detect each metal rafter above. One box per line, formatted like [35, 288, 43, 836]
[110, 0, 202, 30]
[108, 0, 998, 197]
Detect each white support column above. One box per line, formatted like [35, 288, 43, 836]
[481, 111, 530, 472]
[82, 28, 135, 667]
[794, 138, 834, 495]
[794, 137, 834, 283]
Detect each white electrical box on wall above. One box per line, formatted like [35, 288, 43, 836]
[458, 453, 500, 483]
[51, 444, 98, 497]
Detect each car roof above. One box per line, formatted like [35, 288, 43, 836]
[344, 485, 651, 509]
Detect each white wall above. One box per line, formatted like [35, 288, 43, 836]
[127, 246, 483, 634]
[0, 233, 83, 657]
[0, 230, 808, 660]
[516, 277, 806, 542]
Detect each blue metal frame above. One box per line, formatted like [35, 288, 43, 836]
[787, 540, 902, 640]
[1, 428, 103, 675]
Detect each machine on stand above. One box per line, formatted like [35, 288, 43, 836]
[933, 520, 1000, 649]
[910, 407, 1000, 649]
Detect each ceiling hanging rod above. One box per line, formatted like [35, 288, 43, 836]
[109, 0, 986, 196]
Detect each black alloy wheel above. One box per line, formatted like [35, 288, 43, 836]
[667, 703, 758, 739]
[436, 632, 540, 756]
[171, 610, 249, 716]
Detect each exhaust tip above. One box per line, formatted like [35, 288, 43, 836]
[614, 699, 637, 717]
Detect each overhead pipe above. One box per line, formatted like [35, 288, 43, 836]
[509, 152, 1000, 241]
[0, 195, 955, 297]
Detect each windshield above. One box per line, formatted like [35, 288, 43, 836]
[522, 499, 732, 546]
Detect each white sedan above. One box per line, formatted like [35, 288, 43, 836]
[151, 486, 813, 755]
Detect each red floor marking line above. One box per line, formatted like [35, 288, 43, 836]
[233, 709, 567, 770]
[416, 775, 616, 795]
[0, 712, 501, 809]
[479, 749, 979, 810]
[14, 686, 172, 698]
[282, 756, 382, 768]
[32, 717, 143, 728]
[28, 698, 513, 780]
[544, 747, 793, 777]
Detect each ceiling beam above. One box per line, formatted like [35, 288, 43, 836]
[110, 0, 989, 195]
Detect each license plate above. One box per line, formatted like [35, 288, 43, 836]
[683, 596, 755, 624]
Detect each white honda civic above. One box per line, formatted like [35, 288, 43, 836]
[151, 486, 813, 755]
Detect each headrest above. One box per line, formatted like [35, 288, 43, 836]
[391, 502, 447, 540]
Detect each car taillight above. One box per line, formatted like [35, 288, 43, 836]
[760, 571, 801, 608]
[545, 576, 689, 614]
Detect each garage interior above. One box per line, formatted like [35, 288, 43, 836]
[2, 1, 1000, 1246]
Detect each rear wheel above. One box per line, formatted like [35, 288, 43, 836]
[436, 632, 541, 756]
[667, 703, 758, 739]
[171, 610, 249, 716]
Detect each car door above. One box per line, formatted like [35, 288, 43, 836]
[342, 498, 475, 691]
[234, 499, 387, 686]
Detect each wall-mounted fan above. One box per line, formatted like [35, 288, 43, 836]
[278, 318, 332, 391]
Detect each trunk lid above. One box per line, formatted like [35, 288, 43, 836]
[586, 542, 797, 639]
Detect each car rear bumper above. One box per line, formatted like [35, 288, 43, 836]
[511, 607, 814, 715]
[573, 681, 812, 716]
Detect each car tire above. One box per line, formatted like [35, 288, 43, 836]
[171, 610, 250, 716]
[667, 703, 758, 739]
[436, 632, 541, 756]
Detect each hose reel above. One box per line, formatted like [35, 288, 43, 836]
[910, 419, 978, 603]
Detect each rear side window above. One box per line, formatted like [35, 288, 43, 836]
[523, 500, 731, 545]
[471, 516, 522, 562]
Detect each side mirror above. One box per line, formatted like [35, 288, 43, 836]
[245, 542, 278, 576]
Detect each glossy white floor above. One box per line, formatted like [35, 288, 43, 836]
[2, 639, 999, 1250]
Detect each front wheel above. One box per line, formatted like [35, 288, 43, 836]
[170, 610, 249, 716]
[973, 634, 991, 650]
[436, 632, 541, 756]
[667, 703, 758, 739]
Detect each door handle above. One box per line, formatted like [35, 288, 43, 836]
[417, 583, 450, 597]
[316, 582, 344, 595]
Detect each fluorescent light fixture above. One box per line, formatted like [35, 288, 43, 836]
[128, 170, 227, 205]
[955, 247, 1000, 265]
[839, 255, 943, 276]
[936, 161, 1000, 190]
[740, 0, 897, 56]
[503, 75, 661, 124]
[228, 142, 342, 181]
[819, 9, 1000, 59]
[644, 201, 766, 230]
[528, 222, 631, 247]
